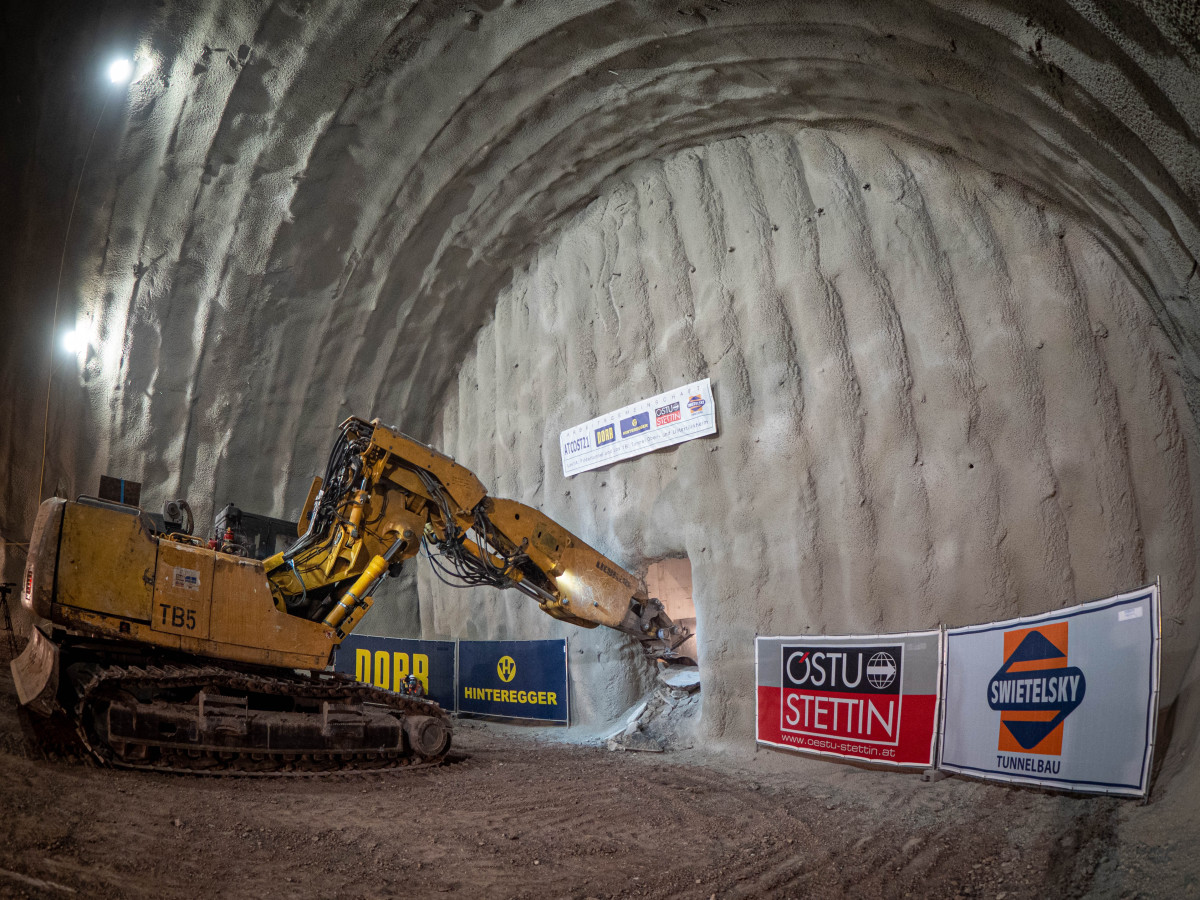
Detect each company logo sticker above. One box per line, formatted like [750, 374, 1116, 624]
[655, 402, 681, 426]
[594, 424, 616, 446]
[988, 622, 1085, 756]
[497, 655, 517, 683]
[620, 412, 651, 438]
[687, 394, 706, 414]
[173, 567, 201, 591]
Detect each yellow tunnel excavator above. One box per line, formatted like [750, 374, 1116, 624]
[13, 416, 690, 773]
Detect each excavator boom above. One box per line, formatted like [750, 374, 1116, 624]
[262, 417, 687, 655]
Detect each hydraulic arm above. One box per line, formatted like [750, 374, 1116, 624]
[263, 417, 689, 658]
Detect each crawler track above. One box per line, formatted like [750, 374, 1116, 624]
[64, 662, 451, 776]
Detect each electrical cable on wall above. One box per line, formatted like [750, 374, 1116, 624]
[34, 57, 138, 517]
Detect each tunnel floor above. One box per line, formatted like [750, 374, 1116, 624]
[0, 650, 1145, 899]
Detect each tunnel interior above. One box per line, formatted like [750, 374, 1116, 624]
[1, 0, 1199, 847]
[645, 556, 697, 664]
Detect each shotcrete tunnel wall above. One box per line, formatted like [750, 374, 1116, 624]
[0, 0, 1198, 778]
[421, 129, 1200, 751]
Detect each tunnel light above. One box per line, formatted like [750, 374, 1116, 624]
[108, 58, 133, 84]
[555, 570, 586, 603]
[62, 329, 89, 354]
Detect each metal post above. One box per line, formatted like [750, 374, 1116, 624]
[0, 583, 18, 657]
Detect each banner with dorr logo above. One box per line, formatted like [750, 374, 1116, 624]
[938, 585, 1160, 796]
[558, 379, 717, 477]
[334, 635, 456, 712]
[457, 639, 569, 723]
[756, 631, 942, 767]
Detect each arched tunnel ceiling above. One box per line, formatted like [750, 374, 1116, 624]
[0, 0, 1198, 530]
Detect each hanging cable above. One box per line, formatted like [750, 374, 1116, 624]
[286, 557, 309, 612]
[36, 88, 114, 510]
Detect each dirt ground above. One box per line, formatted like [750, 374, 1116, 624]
[0, 643, 1166, 900]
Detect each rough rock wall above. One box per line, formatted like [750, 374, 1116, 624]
[424, 130, 1200, 750]
[3, 0, 1199, 591]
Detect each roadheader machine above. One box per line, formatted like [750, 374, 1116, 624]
[13, 417, 689, 773]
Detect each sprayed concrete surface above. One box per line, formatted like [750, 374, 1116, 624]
[429, 129, 1200, 731]
[2, 1, 1197, 544]
[0, 0, 1199, 884]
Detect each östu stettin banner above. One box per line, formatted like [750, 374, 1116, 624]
[756, 631, 942, 767]
[558, 379, 717, 477]
[938, 585, 1160, 796]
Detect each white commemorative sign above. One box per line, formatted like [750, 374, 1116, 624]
[939, 584, 1160, 797]
[559, 379, 717, 477]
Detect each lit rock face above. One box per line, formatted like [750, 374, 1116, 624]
[0, 0, 1197, 783]
[425, 130, 1200, 743]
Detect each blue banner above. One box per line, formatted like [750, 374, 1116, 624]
[619, 411, 651, 438]
[457, 639, 568, 723]
[334, 636, 456, 712]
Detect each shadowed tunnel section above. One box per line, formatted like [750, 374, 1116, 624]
[0, 0, 1198, 791]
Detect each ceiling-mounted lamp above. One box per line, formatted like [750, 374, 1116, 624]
[62, 327, 90, 355]
[107, 58, 133, 84]
[35, 52, 145, 505]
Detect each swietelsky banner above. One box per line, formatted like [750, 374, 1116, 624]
[756, 631, 942, 767]
[938, 585, 1160, 796]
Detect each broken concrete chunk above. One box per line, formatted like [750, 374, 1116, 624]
[658, 665, 700, 692]
[607, 731, 665, 753]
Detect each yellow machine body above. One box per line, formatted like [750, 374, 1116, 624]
[23, 499, 337, 676]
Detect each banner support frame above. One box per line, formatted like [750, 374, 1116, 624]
[1141, 576, 1163, 804]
